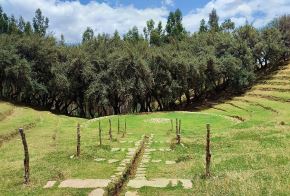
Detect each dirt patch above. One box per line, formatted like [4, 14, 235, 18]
[225, 102, 250, 112]
[234, 98, 279, 113]
[254, 87, 290, 92]
[247, 93, 290, 103]
[0, 108, 15, 122]
[144, 118, 170, 123]
[0, 122, 36, 147]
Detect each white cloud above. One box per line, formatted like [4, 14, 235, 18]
[162, 0, 174, 7]
[0, 0, 289, 43]
[0, 0, 168, 43]
[183, 0, 290, 32]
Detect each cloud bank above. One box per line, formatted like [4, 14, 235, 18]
[0, 0, 289, 43]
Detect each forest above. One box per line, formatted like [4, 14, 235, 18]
[0, 6, 289, 118]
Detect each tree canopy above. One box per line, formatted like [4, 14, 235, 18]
[0, 6, 289, 118]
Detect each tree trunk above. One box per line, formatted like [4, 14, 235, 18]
[99, 120, 102, 146]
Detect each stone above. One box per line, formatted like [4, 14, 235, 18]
[43, 181, 56, 188]
[125, 191, 139, 196]
[116, 167, 125, 172]
[94, 158, 106, 162]
[128, 179, 169, 188]
[120, 141, 126, 143]
[108, 159, 119, 164]
[151, 160, 162, 163]
[111, 148, 120, 152]
[165, 161, 176, 165]
[70, 155, 74, 159]
[179, 179, 192, 189]
[89, 188, 105, 196]
[59, 179, 110, 188]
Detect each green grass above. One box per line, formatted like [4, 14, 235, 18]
[0, 64, 290, 195]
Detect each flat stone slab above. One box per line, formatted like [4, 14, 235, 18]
[111, 148, 120, 152]
[89, 188, 105, 196]
[128, 178, 192, 189]
[165, 161, 176, 165]
[151, 160, 162, 163]
[108, 159, 119, 164]
[95, 158, 106, 162]
[43, 181, 57, 188]
[59, 179, 110, 188]
[125, 191, 139, 196]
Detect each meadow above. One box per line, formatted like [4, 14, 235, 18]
[0, 64, 289, 195]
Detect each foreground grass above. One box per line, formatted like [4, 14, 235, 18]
[0, 64, 289, 195]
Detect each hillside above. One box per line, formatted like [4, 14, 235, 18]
[0, 63, 289, 195]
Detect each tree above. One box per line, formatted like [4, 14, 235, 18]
[208, 9, 220, 32]
[221, 19, 235, 32]
[33, 8, 49, 36]
[82, 27, 94, 43]
[199, 19, 208, 33]
[166, 9, 186, 41]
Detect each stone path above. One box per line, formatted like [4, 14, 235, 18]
[134, 134, 154, 180]
[58, 179, 110, 188]
[88, 188, 105, 196]
[127, 178, 192, 189]
[43, 135, 193, 195]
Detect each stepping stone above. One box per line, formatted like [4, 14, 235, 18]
[70, 155, 74, 159]
[165, 161, 176, 165]
[128, 179, 169, 188]
[43, 181, 56, 188]
[141, 159, 150, 163]
[108, 159, 119, 164]
[120, 141, 126, 143]
[89, 188, 105, 196]
[116, 167, 125, 172]
[165, 148, 172, 151]
[151, 160, 161, 163]
[179, 179, 193, 189]
[59, 179, 110, 188]
[125, 191, 139, 196]
[94, 158, 106, 162]
[111, 148, 120, 152]
[159, 148, 165, 152]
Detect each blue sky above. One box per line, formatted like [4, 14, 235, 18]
[1, 0, 290, 42]
[78, 0, 209, 14]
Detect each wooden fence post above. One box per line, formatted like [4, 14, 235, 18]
[109, 119, 112, 141]
[205, 124, 211, 177]
[76, 123, 81, 157]
[19, 128, 30, 184]
[118, 117, 120, 134]
[122, 118, 127, 137]
[177, 119, 181, 144]
[99, 120, 102, 146]
[175, 118, 178, 135]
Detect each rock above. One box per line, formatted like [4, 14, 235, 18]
[89, 188, 105, 196]
[111, 148, 120, 152]
[94, 158, 106, 162]
[43, 181, 56, 188]
[59, 179, 110, 188]
[165, 161, 176, 165]
[125, 191, 139, 196]
[108, 159, 119, 164]
[70, 155, 74, 159]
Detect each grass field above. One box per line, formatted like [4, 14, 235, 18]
[0, 64, 289, 196]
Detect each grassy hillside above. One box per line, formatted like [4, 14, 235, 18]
[0, 64, 289, 196]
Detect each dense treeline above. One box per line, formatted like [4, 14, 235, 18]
[0, 6, 289, 118]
